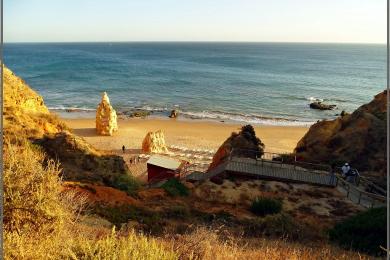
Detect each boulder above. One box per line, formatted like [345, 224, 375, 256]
[169, 109, 179, 118]
[208, 125, 265, 171]
[96, 92, 118, 136]
[309, 102, 336, 110]
[142, 130, 169, 153]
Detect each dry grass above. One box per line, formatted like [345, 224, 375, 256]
[3, 138, 72, 233]
[167, 227, 368, 260]
[3, 139, 369, 260]
[3, 139, 176, 260]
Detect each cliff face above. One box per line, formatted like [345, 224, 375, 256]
[208, 125, 265, 171]
[96, 92, 118, 136]
[295, 90, 387, 174]
[3, 66, 66, 140]
[3, 66, 49, 114]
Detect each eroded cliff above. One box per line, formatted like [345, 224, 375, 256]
[295, 90, 387, 174]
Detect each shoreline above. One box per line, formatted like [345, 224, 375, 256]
[54, 109, 316, 127]
[63, 116, 309, 154]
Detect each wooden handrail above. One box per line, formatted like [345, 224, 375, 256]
[335, 175, 386, 205]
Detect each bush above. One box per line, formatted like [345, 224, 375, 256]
[250, 197, 282, 216]
[93, 205, 140, 227]
[329, 207, 387, 256]
[3, 139, 71, 233]
[244, 213, 297, 237]
[111, 174, 140, 196]
[165, 205, 190, 219]
[161, 178, 189, 197]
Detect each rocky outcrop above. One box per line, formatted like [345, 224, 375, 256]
[3, 66, 49, 114]
[142, 130, 169, 153]
[169, 109, 178, 118]
[309, 102, 336, 110]
[295, 90, 387, 174]
[96, 92, 118, 136]
[4, 65, 136, 193]
[3, 66, 66, 140]
[208, 125, 265, 171]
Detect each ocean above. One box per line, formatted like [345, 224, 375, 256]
[4, 42, 386, 126]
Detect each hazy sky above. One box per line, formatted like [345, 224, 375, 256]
[5, 0, 387, 43]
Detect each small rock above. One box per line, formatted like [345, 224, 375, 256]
[169, 109, 179, 118]
[309, 102, 336, 110]
[129, 110, 151, 118]
[66, 108, 83, 113]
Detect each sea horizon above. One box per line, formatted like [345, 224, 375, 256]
[4, 42, 386, 126]
[4, 41, 386, 45]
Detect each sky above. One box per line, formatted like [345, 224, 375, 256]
[4, 0, 387, 43]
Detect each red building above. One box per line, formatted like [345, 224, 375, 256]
[147, 155, 185, 182]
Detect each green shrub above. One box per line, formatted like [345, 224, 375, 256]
[93, 205, 140, 227]
[250, 197, 282, 216]
[111, 174, 140, 196]
[165, 205, 190, 219]
[161, 178, 189, 197]
[244, 213, 299, 238]
[329, 207, 387, 256]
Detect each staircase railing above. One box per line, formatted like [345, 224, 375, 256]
[229, 148, 386, 207]
[335, 175, 386, 208]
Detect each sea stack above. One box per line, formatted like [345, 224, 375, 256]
[142, 130, 169, 153]
[208, 125, 264, 171]
[96, 92, 118, 136]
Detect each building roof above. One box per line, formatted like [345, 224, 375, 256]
[147, 155, 182, 170]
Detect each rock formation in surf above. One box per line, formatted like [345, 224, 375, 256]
[169, 109, 178, 118]
[96, 92, 118, 136]
[295, 90, 387, 175]
[142, 130, 169, 153]
[309, 102, 336, 110]
[208, 125, 265, 171]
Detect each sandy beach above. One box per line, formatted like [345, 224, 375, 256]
[63, 117, 308, 154]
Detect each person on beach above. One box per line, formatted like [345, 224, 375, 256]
[122, 145, 125, 154]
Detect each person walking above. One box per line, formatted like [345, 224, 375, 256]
[341, 163, 351, 178]
[122, 145, 125, 154]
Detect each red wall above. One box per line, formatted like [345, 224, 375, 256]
[147, 164, 177, 182]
